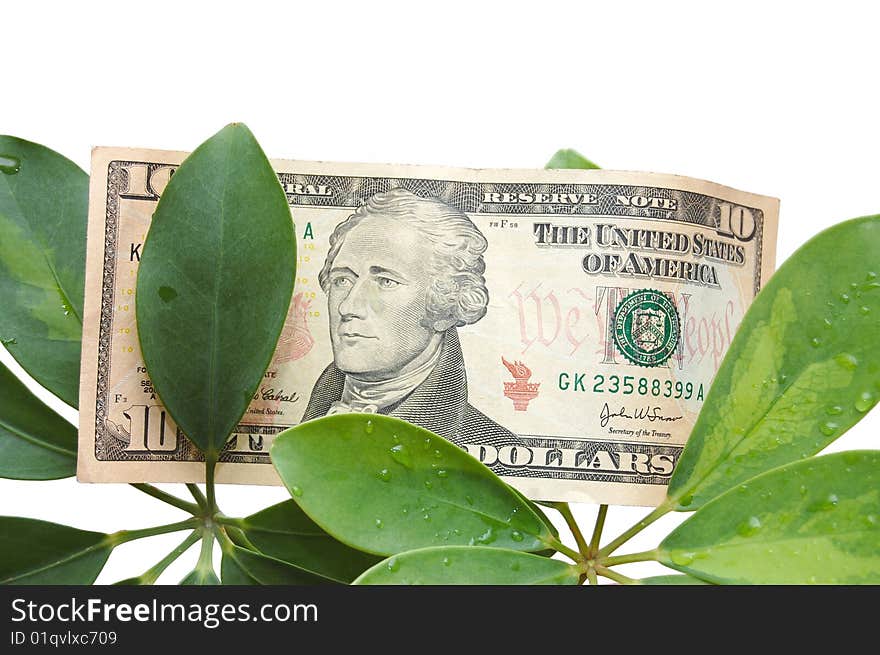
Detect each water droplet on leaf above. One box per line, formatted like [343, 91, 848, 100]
[442, 557, 451, 567]
[826, 405, 844, 416]
[835, 353, 859, 370]
[737, 516, 762, 537]
[375, 518, 383, 529]
[855, 391, 875, 412]
[291, 485, 303, 497]
[840, 293, 851, 304]
[819, 422, 839, 437]
[386, 557, 399, 572]
[670, 552, 695, 566]
[424, 480, 433, 489]
[511, 530, 524, 542]
[810, 337, 822, 348]
[476, 527, 496, 544]
[364, 419, 374, 435]
[377, 468, 392, 482]
[389, 444, 413, 469]
[436, 469, 448, 478]
[0, 154, 21, 175]
[860, 306, 871, 315]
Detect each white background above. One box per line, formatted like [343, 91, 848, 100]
[2, 0, 877, 584]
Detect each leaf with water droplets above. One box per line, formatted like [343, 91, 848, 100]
[271, 414, 554, 556]
[545, 149, 600, 170]
[233, 500, 381, 583]
[659, 451, 880, 583]
[136, 124, 295, 457]
[0, 136, 88, 408]
[668, 216, 880, 510]
[353, 546, 579, 585]
[0, 360, 76, 479]
[0, 517, 112, 584]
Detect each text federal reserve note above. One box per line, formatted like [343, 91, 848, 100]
[78, 149, 778, 506]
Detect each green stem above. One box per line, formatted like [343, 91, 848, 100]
[601, 549, 658, 567]
[109, 518, 200, 546]
[587, 569, 598, 586]
[129, 483, 200, 514]
[545, 536, 582, 563]
[205, 455, 218, 517]
[140, 531, 202, 584]
[589, 505, 608, 556]
[597, 501, 673, 558]
[595, 565, 637, 585]
[195, 530, 216, 574]
[186, 484, 209, 512]
[552, 503, 590, 558]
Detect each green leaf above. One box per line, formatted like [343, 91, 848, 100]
[220, 544, 336, 585]
[353, 546, 579, 585]
[271, 414, 554, 556]
[638, 574, 711, 585]
[0, 136, 88, 408]
[545, 149, 600, 170]
[136, 124, 295, 457]
[659, 451, 880, 584]
[237, 501, 381, 583]
[668, 216, 880, 510]
[180, 569, 220, 585]
[0, 517, 111, 584]
[0, 360, 76, 479]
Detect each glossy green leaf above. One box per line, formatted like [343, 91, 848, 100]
[0, 517, 111, 584]
[180, 569, 220, 585]
[136, 124, 295, 457]
[545, 149, 600, 170]
[659, 451, 880, 584]
[0, 360, 76, 479]
[220, 544, 335, 585]
[638, 574, 711, 585]
[237, 501, 381, 583]
[668, 216, 880, 510]
[353, 546, 579, 585]
[0, 136, 88, 408]
[271, 414, 554, 556]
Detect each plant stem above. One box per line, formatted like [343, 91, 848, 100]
[109, 518, 200, 546]
[595, 565, 638, 585]
[552, 503, 590, 558]
[205, 455, 218, 517]
[602, 549, 658, 567]
[597, 501, 673, 558]
[588, 505, 608, 556]
[195, 530, 215, 573]
[129, 483, 200, 514]
[587, 569, 598, 586]
[545, 536, 582, 563]
[139, 531, 201, 584]
[186, 484, 209, 512]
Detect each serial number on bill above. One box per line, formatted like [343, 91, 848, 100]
[558, 373, 705, 401]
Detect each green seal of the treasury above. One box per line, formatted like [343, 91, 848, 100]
[613, 289, 681, 367]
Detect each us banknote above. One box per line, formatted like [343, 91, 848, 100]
[77, 149, 779, 506]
